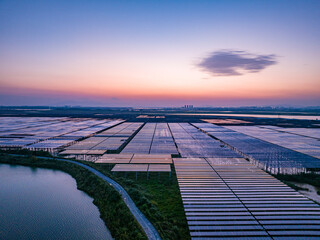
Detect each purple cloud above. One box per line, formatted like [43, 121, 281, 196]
[197, 50, 277, 76]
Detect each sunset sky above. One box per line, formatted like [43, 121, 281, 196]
[0, 0, 319, 107]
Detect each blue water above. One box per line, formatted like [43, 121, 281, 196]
[0, 164, 112, 240]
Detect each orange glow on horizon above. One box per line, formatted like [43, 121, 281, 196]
[2, 82, 319, 102]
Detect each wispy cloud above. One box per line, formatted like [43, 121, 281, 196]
[197, 50, 277, 76]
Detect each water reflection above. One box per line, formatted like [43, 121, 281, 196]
[0, 163, 113, 240]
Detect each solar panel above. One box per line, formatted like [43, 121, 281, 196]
[173, 157, 320, 239]
[96, 153, 133, 163]
[193, 123, 320, 172]
[148, 164, 171, 172]
[122, 123, 178, 154]
[111, 164, 149, 172]
[169, 123, 241, 158]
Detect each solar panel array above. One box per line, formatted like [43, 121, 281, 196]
[95, 122, 142, 137]
[0, 118, 72, 147]
[0, 117, 122, 150]
[27, 121, 124, 151]
[2, 117, 320, 238]
[261, 126, 320, 139]
[122, 123, 178, 154]
[96, 153, 172, 164]
[26, 137, 79, 150]
[112, 164, 149, 172]
[148, 164, 171, 172]
[63, 122, 143, 154]
[193, 123, 320, 173]
[174, 157, 320, 240]
[130, 154, 172, 164]
[121, 123, 155, 153]
[225, 125, 320, 159]
[0, 117, 66, 132]
[96, 154, 133, 163]
[111, 163, 171, 172]
[169, 123, 241, 158]
[62, 120, 124, 138]
[150, 123, 178, 154]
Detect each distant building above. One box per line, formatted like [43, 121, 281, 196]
[184, 105, 194, 109]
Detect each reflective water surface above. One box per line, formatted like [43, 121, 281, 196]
[171, 113, 320, 120]
[0, 163, 112, 240]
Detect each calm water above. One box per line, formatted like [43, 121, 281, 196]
[171, 113, 320, 120]
[0, 164, 113, 240]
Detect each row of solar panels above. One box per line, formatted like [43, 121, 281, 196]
[28, 120, 124, 150]
[225, 125, 320, 159]
[169, 123, 241, 158]
[62, 122, 143, 154]
[0, 117, 66, 132]
[121, 123, 178, 154]
[111, 163, 171, 172]
[1, 118, 105, 137]
[261, 125, 320, 139]
[96, 153, 173, 164]
[193, 123, 320, 171]
[0, 118, 123, 149]
[174, 157, 320, 239]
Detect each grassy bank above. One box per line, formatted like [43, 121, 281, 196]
[83, 162, 190, 240]
[274, 173, 320, 195]
[0, 153, 147, 240]
[0, 149, 52, 157]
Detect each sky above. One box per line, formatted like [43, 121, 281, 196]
[0, 0, 319, 107]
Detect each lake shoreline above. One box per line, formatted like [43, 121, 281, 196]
[0, 154, 147, 240]
[0, 162, 114, 240]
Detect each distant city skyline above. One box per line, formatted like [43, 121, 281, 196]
[1, 0, 319, 107]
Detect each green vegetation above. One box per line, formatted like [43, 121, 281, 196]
[283, 181, 309, 191]
[274, 172, 320, 196]
[0, 153, 147, 240]
[0, 150, 190, 240]
[0, 149, 52, 157]
[274, 173, 320, 189]
[83, 162, 190, 240]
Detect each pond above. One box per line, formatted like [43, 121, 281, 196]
[0, 163, 113, 240]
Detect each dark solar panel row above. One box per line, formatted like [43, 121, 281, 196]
[226, 125, 320, 159]
[193, 123, 320, 172]
[169, 123, 241, 158]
